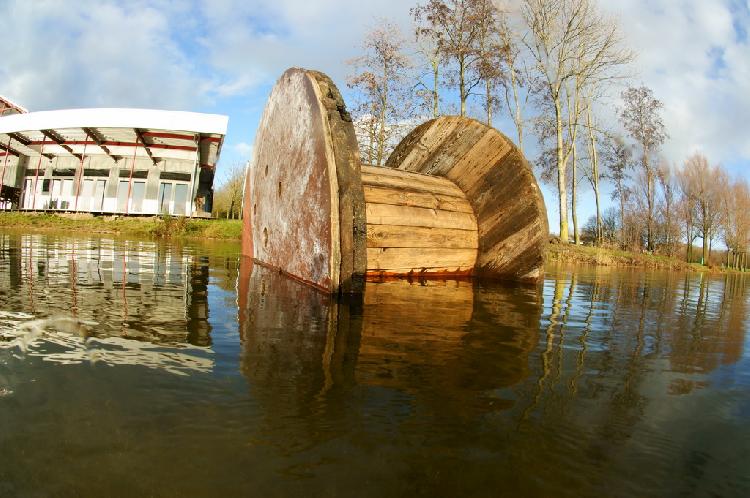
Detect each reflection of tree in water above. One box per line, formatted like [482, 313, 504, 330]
[511, 267, 749, 496]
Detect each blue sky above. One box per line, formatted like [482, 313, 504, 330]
[2, 0, 749, 231]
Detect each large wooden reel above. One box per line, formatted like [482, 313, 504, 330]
[242, 68, 548, 293]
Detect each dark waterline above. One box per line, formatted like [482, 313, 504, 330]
[0, 233, 748, 497]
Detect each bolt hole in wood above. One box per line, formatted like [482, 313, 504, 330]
[265, 164, 269, 177]
[253, 203, 257, 215]
[263, 227, 268, 248]
[277, 181, 282, 198]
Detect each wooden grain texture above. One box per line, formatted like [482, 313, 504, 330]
[362, 185, 473, 213]
[366, 247, 477, 271]
[361, 167, 465, 197]
[244, 68, 339, 292]
[365, 203, 476, 230]
[385, 116, 548, 283]
[366, 224, 478, 249]
[308, 71, 367, 293]
[243, 68, 368, 293]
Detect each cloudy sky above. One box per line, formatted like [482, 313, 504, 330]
[2, 0, 748, 228]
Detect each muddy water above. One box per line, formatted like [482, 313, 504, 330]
[0, 232, 748, 497]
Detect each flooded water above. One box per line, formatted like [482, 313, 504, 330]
[0, 232, 749, 497]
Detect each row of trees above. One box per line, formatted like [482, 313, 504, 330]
[345, 0, 748, 265]
[582, 153, 750, 266]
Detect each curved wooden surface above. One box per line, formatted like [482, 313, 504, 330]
[361, 165, 478, 276]
[241, 68, 366, 293]
[385, 116, 548, 283]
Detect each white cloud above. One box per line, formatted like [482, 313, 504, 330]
[2, 0, 749, 180]
[601, 0, 750, 169]
[234, 142, 254, 159]
[0, 0, 207, 110]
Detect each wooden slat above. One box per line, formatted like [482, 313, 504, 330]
[361, 167, 465, 197]
[366, 203, 477, 230]
[366, 224, 478, 249]
[366, 247, 477, 271]
[363, 185, 473, 213]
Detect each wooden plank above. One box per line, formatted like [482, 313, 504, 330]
[361, 167, 465, 197]
[363, 185, 473, 213]
[381, 116, 548, 283]
[365, 203, 477, 231]
[366, 247, 477, 271]
[366, 224, 478, 249]
[309, 71, 367, 293]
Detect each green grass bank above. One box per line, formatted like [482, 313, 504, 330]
[546, 242, 743, 274]
[0, 212, 243, 240]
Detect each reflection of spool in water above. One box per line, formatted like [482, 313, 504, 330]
[237, 258, 541, 419]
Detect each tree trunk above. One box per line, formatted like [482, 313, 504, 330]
[485, 78, 492, 126]
[619, 180, 626, 248]
[586, 105, 601, 245]
[572, 140, 579, 245]
[555, 98, 568, 243]
[432, 61, 439, 118]
[376, 71, 388, 166]
[702, 230, 709, 266]
[459, 57, 466, 117]
[645, 152, 653, 251]
[511, 69, 523, 152]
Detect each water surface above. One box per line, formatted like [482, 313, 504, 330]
[1, 232, 748, 497]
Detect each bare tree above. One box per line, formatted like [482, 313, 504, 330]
[581, 98, 603, 244]
[656, 160, 679, 256]
[474, 0, 505, 125]
[348, 21, 413, 166]
[676, 166, 699, 262]
[681, 153, 728, 265]
[412, 0, 484, 117]
[723, 179, 750, 267]
[413, 7, 445, 118]
[497, 11, 531, 153]
[619, 85, 667, 252]
[213, 162, 246, 219]
[522, 0, 631, 242]
[602, 134, 632, 248]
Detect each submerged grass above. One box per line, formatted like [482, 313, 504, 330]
[0, 212, 243, 240]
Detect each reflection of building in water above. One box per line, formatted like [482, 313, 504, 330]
[237, 257, 543, 422]
[0, 234, 211, 347]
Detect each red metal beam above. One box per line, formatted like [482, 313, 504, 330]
[82, 127, 119, 161]
[41, 129, 83, 160]
[28, 140, 197, 152]
[0, 141, 20, 157]
[134, 128, 157, 166]
[141, 131, 196, 141]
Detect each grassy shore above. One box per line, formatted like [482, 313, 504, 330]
[546, 242, 740, 274]
[0, 212, 243, 240]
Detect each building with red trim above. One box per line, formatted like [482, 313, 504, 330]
[0, 102, 227, 216]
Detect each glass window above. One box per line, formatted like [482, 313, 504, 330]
[23, 179, 32, 209]
[80, 179, 94, 211]
[131, 181, 145, 213]
[117, 180, 129, 212]
[159, 183, 172, 214]
[93, 180, 106, 211]
[173, 183, 188, 216]
[42, 179, 51, 193]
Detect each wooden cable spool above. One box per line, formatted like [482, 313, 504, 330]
[242, 67, 548, 294]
